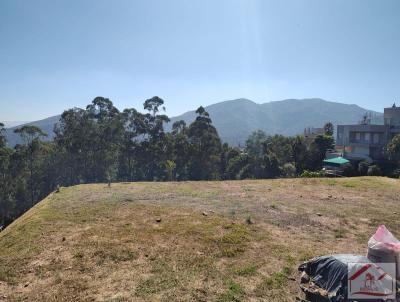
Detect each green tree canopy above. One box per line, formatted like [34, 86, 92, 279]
[308, 134, 335, 170]
[0, 122, 6, 148]
[14, 125, 47, 145]
[188, 106, 221, 180]
[324, 122, 334, 136]
[387, 134, 400, 161]
[245, 130, 267, 158]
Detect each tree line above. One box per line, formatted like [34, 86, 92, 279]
[0, 96, 340, 228]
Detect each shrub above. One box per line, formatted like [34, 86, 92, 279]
[342, 163, 356, 177]
[300, 170, 324, 178]
[391, 168, 400, 178]
[367, 165, 382, 176]
[282, 163, 296, 178]
[358, 161, 370, 176]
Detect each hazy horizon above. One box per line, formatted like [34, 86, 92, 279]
[1, 0, 399, 121]
[0, 97, 389, 126]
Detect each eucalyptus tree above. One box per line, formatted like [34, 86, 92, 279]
[13, 125, 47, 206]
[54, 107, 95, 184]
[188, 106, 221, 180]
[0, 123, 14, 226]
[292, 135, 308, 174]
[170, 120, 190, 180]
[139, 96, 170, 180]
[119, 108, 147, 181]
[86, 97, 124, 182]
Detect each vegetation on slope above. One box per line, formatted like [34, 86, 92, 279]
[1, 177, 399, 301]
[0, 97, 338, 229]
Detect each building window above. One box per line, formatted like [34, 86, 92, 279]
[365, 133, 370, 141]
[356, 132, 360, 140]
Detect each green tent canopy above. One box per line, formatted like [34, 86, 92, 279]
[323, 157, 350, 166]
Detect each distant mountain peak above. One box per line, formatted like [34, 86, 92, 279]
[168, 98, 382, 146]
[204, 98, 257, 107]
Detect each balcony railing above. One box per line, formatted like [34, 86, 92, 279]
[348, 140, 382, 146]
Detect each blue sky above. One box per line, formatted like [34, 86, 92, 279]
[0, 0, 399, 121]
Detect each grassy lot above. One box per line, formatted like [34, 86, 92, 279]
[1, 177, 400, 301]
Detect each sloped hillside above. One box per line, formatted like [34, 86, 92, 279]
[167, 98, 382, 146]
[5, 115, 61, 147]
[0, 177, 399, 301]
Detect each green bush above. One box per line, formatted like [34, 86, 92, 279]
[358, 161, 369, 176]
[367, 165, 382, 176]
[282, 163, 296, 178]
[342, 163, 356, 177]
[300, 170, 324, 178]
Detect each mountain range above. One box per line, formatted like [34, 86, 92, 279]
[5, 98, 382, 147]
[169, 98, 382, 145]
[4, 115, 62, 147]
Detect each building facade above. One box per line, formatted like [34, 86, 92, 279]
[336, 104, 400, 162]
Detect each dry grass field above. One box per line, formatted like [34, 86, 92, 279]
[1, 177, 400, 301]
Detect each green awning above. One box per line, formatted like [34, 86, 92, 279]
[323, 157, 350, 165]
